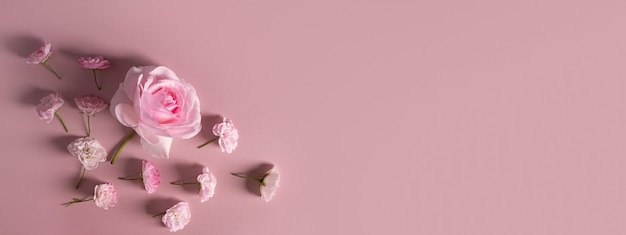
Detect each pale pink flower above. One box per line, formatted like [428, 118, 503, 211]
[26, 43, 52, 64]
[67, 137, 107, 170]
[196, 167, 217, 203]
[36, 92, 64, 123]
[162, 202, 191, 232]
[212, 118, 239, 153]
[142, 161, 161, 194]
[75, 95, 108, 115]
[260, 166, 280, 202]
[78, 56, 111, 70]
[110, 66, 202, 158]
[93, 183, 117, 210]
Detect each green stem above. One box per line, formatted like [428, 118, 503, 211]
[110, 130, 137, 164]
[152, 211, 166, 218]
[75, 167, 85, 189]
[170, 181, 200, 186]
[62, 197, 93, 207]
[92, 69, 101, 90]
[230, 173, 262, 183]
[118, 176, 143, 181]
[42, 61, 62, 80]
[198, 137, 219, 148]
[55, 111, 68, 133]
[87, 115, 91, 137]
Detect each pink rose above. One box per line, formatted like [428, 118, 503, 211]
[196, 167, 217, 203]
[78, 56, 111, 70]
[212, 118, 239, 153]
[110, 66, 202, 158]
[26, 43, 52, 64]
[93, 183, 117, 210]
[162, 202, 191, 232]
[142, 161, 160, 194]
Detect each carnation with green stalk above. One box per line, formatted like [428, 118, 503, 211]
[62, 183, 117, 210]
[231, 165, 280, 202]
[75, 94, 108, 137]
[78, 56, 110, 90]
[36, 92, 68, 133]
[67, 137, 107, 189]
[27, 42, 62, 80]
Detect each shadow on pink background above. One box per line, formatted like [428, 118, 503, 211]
[1, 0, 626, 234]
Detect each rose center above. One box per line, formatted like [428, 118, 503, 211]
[150, 87, 182, 124]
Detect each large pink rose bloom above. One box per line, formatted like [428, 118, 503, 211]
[110, 66, 201, 158]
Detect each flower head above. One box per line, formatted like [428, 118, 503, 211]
[196, 167, 217, 203]
[26, 43, 52, 64]
[75, 94, 108, 116]
[142, 161, 161, 194]
[260, 165, 280, 202]
[93, 183, 117, 210]
[67, 137, 107, 170]
[162, 202, 191, 232]
[110, 66, 202, 158]
[78, 56, 111, 70]
[212, 118, 239, 153]
[36, 92, 64, 123]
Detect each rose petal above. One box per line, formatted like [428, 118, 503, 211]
[114, 104, 139, 128]
[140, 135, 173, 158]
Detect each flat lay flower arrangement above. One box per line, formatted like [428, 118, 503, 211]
[29, 42, 281, 232]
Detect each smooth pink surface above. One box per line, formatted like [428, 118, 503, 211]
[2, 0, 626, 234]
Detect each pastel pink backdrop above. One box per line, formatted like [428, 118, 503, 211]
[2, 0, 626, 234]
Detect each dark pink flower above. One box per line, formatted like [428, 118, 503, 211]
[78, 56, 111, 70]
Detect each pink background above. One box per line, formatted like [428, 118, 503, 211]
[2, 0, 626, 234]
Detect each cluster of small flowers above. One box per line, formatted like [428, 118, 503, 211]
[29, 42, 280, 232]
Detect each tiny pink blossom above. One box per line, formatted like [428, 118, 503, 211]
[93, 183, 117, 210]
[260, 165, 280, 202]
[26, 43, 52, 64]
[36, 92, 64, 123]
[162, 202, 191, 232]
[142, 161, 161, 194]
[75, 94, 108, 115]
[196, 167, 217, 203]
[212, 118, 239, 153]
[78, 56, 111, 70]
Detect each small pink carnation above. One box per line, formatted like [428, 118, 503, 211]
[162, 202, 191, 232]
[93, 183, 117, 210]
[75, 94, 108, 116]
[26, 43, 52, 64]
[197, 167, 217, 203]
[36, 92, 64, 123]
[260, 165, 281, 202]
[212, 118, 239, 153]
[142, 161, 161, 194]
